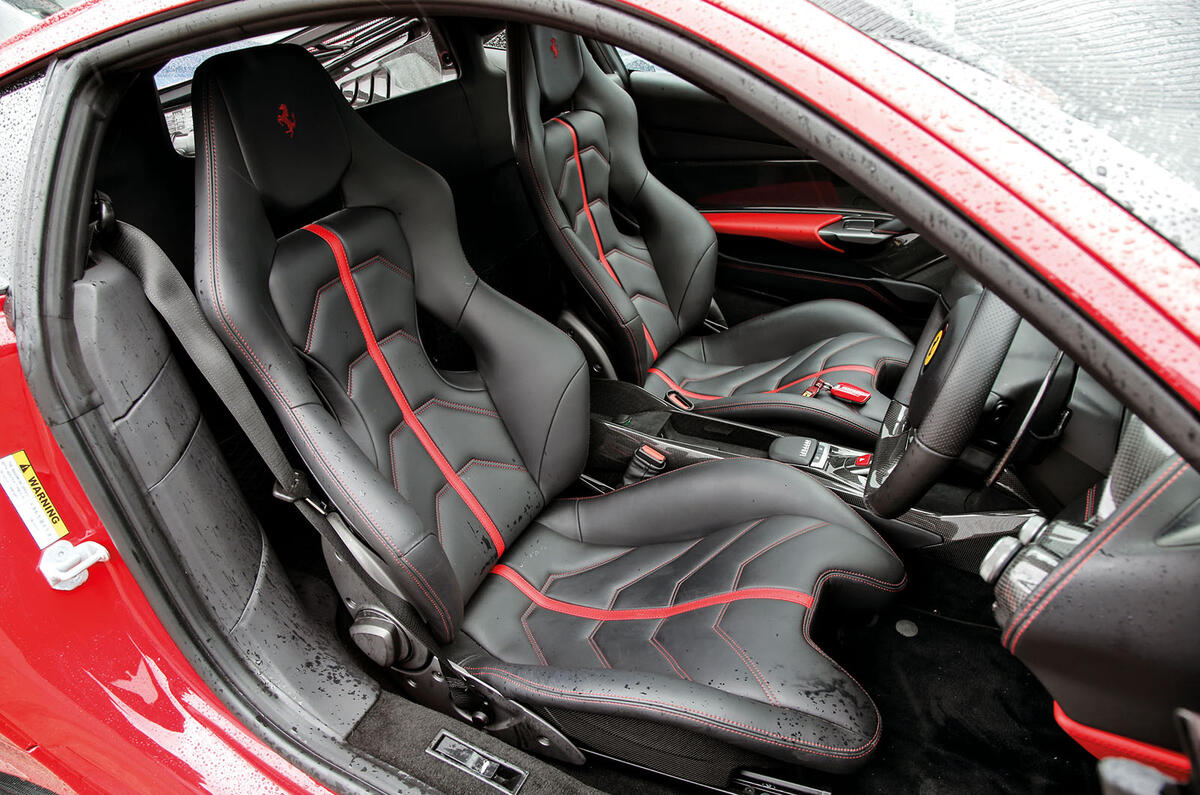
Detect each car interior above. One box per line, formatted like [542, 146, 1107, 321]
[53, 11, 1199, 795]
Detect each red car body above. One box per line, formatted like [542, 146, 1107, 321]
[0, 0, 1196, 791]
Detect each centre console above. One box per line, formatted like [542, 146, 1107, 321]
[586, 380, 1037, 564]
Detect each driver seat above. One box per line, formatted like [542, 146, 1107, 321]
[193, 44, 905, 781]
[507, 26, 914, 446]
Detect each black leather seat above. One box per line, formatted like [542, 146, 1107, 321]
[194, 44, 904, 778]
[507, 25, 913, 446]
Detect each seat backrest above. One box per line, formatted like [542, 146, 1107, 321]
[507, 25, 718, 383]
[194, 44, 590, 642]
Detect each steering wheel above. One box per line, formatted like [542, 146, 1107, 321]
[863, 274, 1022, 518]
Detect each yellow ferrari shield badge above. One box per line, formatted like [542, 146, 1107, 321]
[924, 327, 945, 367]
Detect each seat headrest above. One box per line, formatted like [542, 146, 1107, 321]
[192, 44, 351, 222]
[527, 25, 584, 107]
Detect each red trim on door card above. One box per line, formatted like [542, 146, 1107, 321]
[491, 564, 812, 619]
[1053, 702, 1191, 781]
[702, 211, 845, 253]
[304, 223, 507, 556]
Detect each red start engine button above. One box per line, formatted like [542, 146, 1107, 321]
[855, 454, 873, 467]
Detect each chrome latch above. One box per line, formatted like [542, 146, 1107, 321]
[38, 538, 109, 590]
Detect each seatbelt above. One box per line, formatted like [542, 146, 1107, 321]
[99, 215, 586, 763]
[98, 218, 423, 630]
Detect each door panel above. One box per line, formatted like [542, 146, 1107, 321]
[622, 67, 947, 336]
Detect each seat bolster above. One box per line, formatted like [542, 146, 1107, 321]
[452, 653, 881, 773]
[537, 458, 896, 555]
[459, 283, 590, 497]
[701, 300, 909, 365]
[287, 404, 466, 641]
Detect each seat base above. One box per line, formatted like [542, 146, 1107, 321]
[645, 300, 913, 446]
[454, 458, 905, 774]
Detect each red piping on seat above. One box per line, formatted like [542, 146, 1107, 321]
[1053, 702, 1191, 781]
[770, 364, 877, 393]
[492, 563, 812, 620]
[304, 223, 507, 556]
[550, 117, 622, 287]
[642, 323, 659, 361]
[647, 368, 720, 400]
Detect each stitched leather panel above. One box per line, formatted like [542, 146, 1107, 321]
[271, 208, 542, 595]
[646, 300, 913, 445]
[544, 111, 681, 359]
[456, 459, 905, 771]
[509, 26, 718, 381]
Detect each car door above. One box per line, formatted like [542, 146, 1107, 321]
[595, 44, 951, 336]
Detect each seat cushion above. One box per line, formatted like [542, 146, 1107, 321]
[453, 459, 905, 773]
[645, 300, 913, 445]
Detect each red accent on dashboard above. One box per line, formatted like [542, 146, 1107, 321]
[1053, 702, 1191, 781]
[703, 211, 845, 253]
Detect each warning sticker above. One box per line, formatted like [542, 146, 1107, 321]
[0, 450, 69, 549]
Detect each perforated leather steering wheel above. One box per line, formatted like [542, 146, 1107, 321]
[863, 275, 1022, 518]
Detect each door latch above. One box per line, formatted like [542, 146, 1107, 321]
[38, 538, 109, 591]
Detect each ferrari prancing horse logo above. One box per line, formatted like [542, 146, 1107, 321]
[276, 103, 296, 137]
[550, 37, 559, 58]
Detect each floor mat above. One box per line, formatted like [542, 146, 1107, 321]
[817, 555, 1098, 794]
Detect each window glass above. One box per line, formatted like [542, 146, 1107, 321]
[616, 47, 668, 74]
[809, 0, 1200, 259]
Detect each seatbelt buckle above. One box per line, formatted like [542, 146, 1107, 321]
[622, 444, 668, 485]
[665, 390, 693, 410]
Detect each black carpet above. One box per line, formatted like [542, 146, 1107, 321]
[811, 554, 1097, 794]
[554, 555, 1098, 794]
[348, 691, 603, 795]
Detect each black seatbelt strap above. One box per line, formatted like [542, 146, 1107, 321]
[100, 218, 422, 628]
[98, 215, 585, 762]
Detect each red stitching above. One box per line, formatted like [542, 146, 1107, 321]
[347, 326, 419, 396]
[307, 223, 508, 556]
[556, 144, 609, 196]
[520, 100, 639, 368]
[305, 256, 410, 354]
[650, 635, 691, 680]
[1006, 460, 1186, 651]
[413, 397, 500, 419]
[464, 667, 875, 757]
[520, 602, 550, 666]
[551, 117, 621, 287]
[607, 248, 655, 271]
[201, 86, 452, 636]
